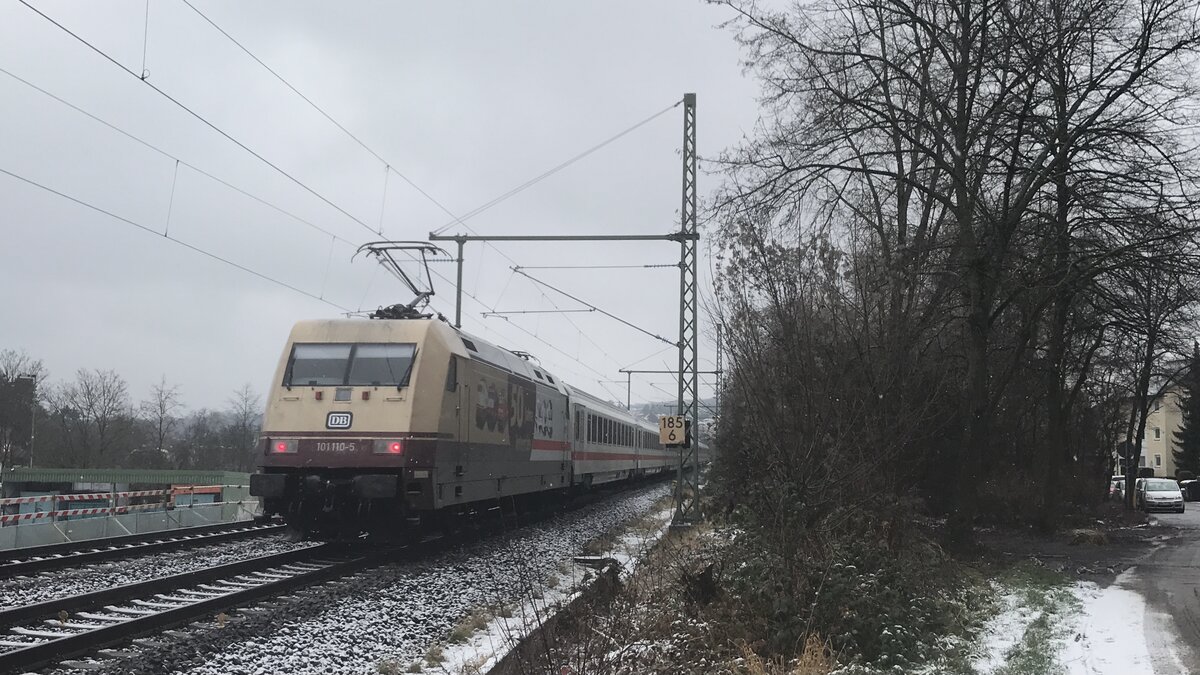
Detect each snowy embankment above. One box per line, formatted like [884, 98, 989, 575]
[974, 569, 1194, 675]
[428, 497, 676, 675]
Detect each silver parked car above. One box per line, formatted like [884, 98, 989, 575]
[1136, 478, 1185, 513]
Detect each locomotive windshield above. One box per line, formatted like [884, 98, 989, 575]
[286, 343, 417, 387]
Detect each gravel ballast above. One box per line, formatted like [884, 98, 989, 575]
[67, 481, 672, 675]
[0, 535, 319, 608]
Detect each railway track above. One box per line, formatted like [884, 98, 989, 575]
[0, 521, 287, 579]
[0, 542, 378, 673]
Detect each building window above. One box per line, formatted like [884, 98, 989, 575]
[1155, 454, 1163, 467]
[1155, 427, 1161, 439]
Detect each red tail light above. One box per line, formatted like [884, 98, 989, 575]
[268, 439, 297, 454]
[373, 439, 404, 455]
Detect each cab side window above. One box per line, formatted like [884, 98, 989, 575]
[445, 357, 457, 392]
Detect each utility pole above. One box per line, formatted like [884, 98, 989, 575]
[674, 92, 700, 526]
[454, 236, 465, 328]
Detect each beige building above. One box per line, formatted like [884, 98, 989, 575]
[1136, 387, 1184, 478]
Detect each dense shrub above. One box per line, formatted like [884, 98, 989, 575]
[718, 504, 984, 669]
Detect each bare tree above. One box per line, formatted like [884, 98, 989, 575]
[177, 409, 223, 470]
[714, 0, 1200, 542]
[0, 349, 46, 480]
[0, 349, 48, 392]
[1102, 253, 1197, 502]
[138, 376, 183, 466]
[224, 383, 261, 472]
[49, 369, 133, 468]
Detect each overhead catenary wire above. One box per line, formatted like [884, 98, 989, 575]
[19, 0, 380, 239]
[482, 309, 596, 317]
[512, 264, 678, 270]
[171, 0, 680, 378]
[621, 345, 679, 370]
[430, 99, 682, 235]
[0, 65, 359, 249]
[0, 165, 350, 312]
[177, 0, 683, 255]
[414, 258, 619, 390]
[511, 267, 676, 347]
[20, 1, 683, 391]
[456, 308, 620, 398]
[175, 0, 471, 234]
[166, 0, 685, 381]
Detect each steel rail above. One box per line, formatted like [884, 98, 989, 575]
[0, 520, 274, 562]
[0, 522, 286, 578]
[0, 545, 335, 627]
[0, 543, 372, 673]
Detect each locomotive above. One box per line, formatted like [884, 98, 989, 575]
[249, 316, 681, 536]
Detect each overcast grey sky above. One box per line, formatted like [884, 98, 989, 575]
[0, 0, 760, 411]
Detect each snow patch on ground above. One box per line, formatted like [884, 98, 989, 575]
[974, 569, 1193, 675]
[427, 500, 676, 675]
[1060, 571, 1192, 675]
[971, 590, 1038, 674]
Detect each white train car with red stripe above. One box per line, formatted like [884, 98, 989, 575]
[250, 317, 691, 536]
[567, 387, 673, 485]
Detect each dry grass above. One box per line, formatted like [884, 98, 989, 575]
[580, 495, 674, 557]
[582, 529, 619, 556]
[506, 520, 748, 673]
[457, 654, 489, 675]
[375, 657, 403, 675]
[1068, 528, 1109, 545]
[448, 608, 492, 643]
[737, 635, 836, 675]
[424, 644, 445, 665]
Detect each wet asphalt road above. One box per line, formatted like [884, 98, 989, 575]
[1133, 507, 1200, 674]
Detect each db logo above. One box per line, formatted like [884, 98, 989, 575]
[326, 412, 353, 429]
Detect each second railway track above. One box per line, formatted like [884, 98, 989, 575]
[0, 521, 288, 579]
[0, 542, 379, 673]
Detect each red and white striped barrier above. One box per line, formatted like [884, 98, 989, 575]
[0, 485, 234, 507]
[0, 485, 250, 524]
[0, 490, 169, 506]
[0, 499, 246, 524]
[0, 501, 171, 524]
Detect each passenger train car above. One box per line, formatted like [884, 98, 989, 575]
[249, 317, 688, 535]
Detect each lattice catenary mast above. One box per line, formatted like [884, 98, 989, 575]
[674, 93, 700, 526]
